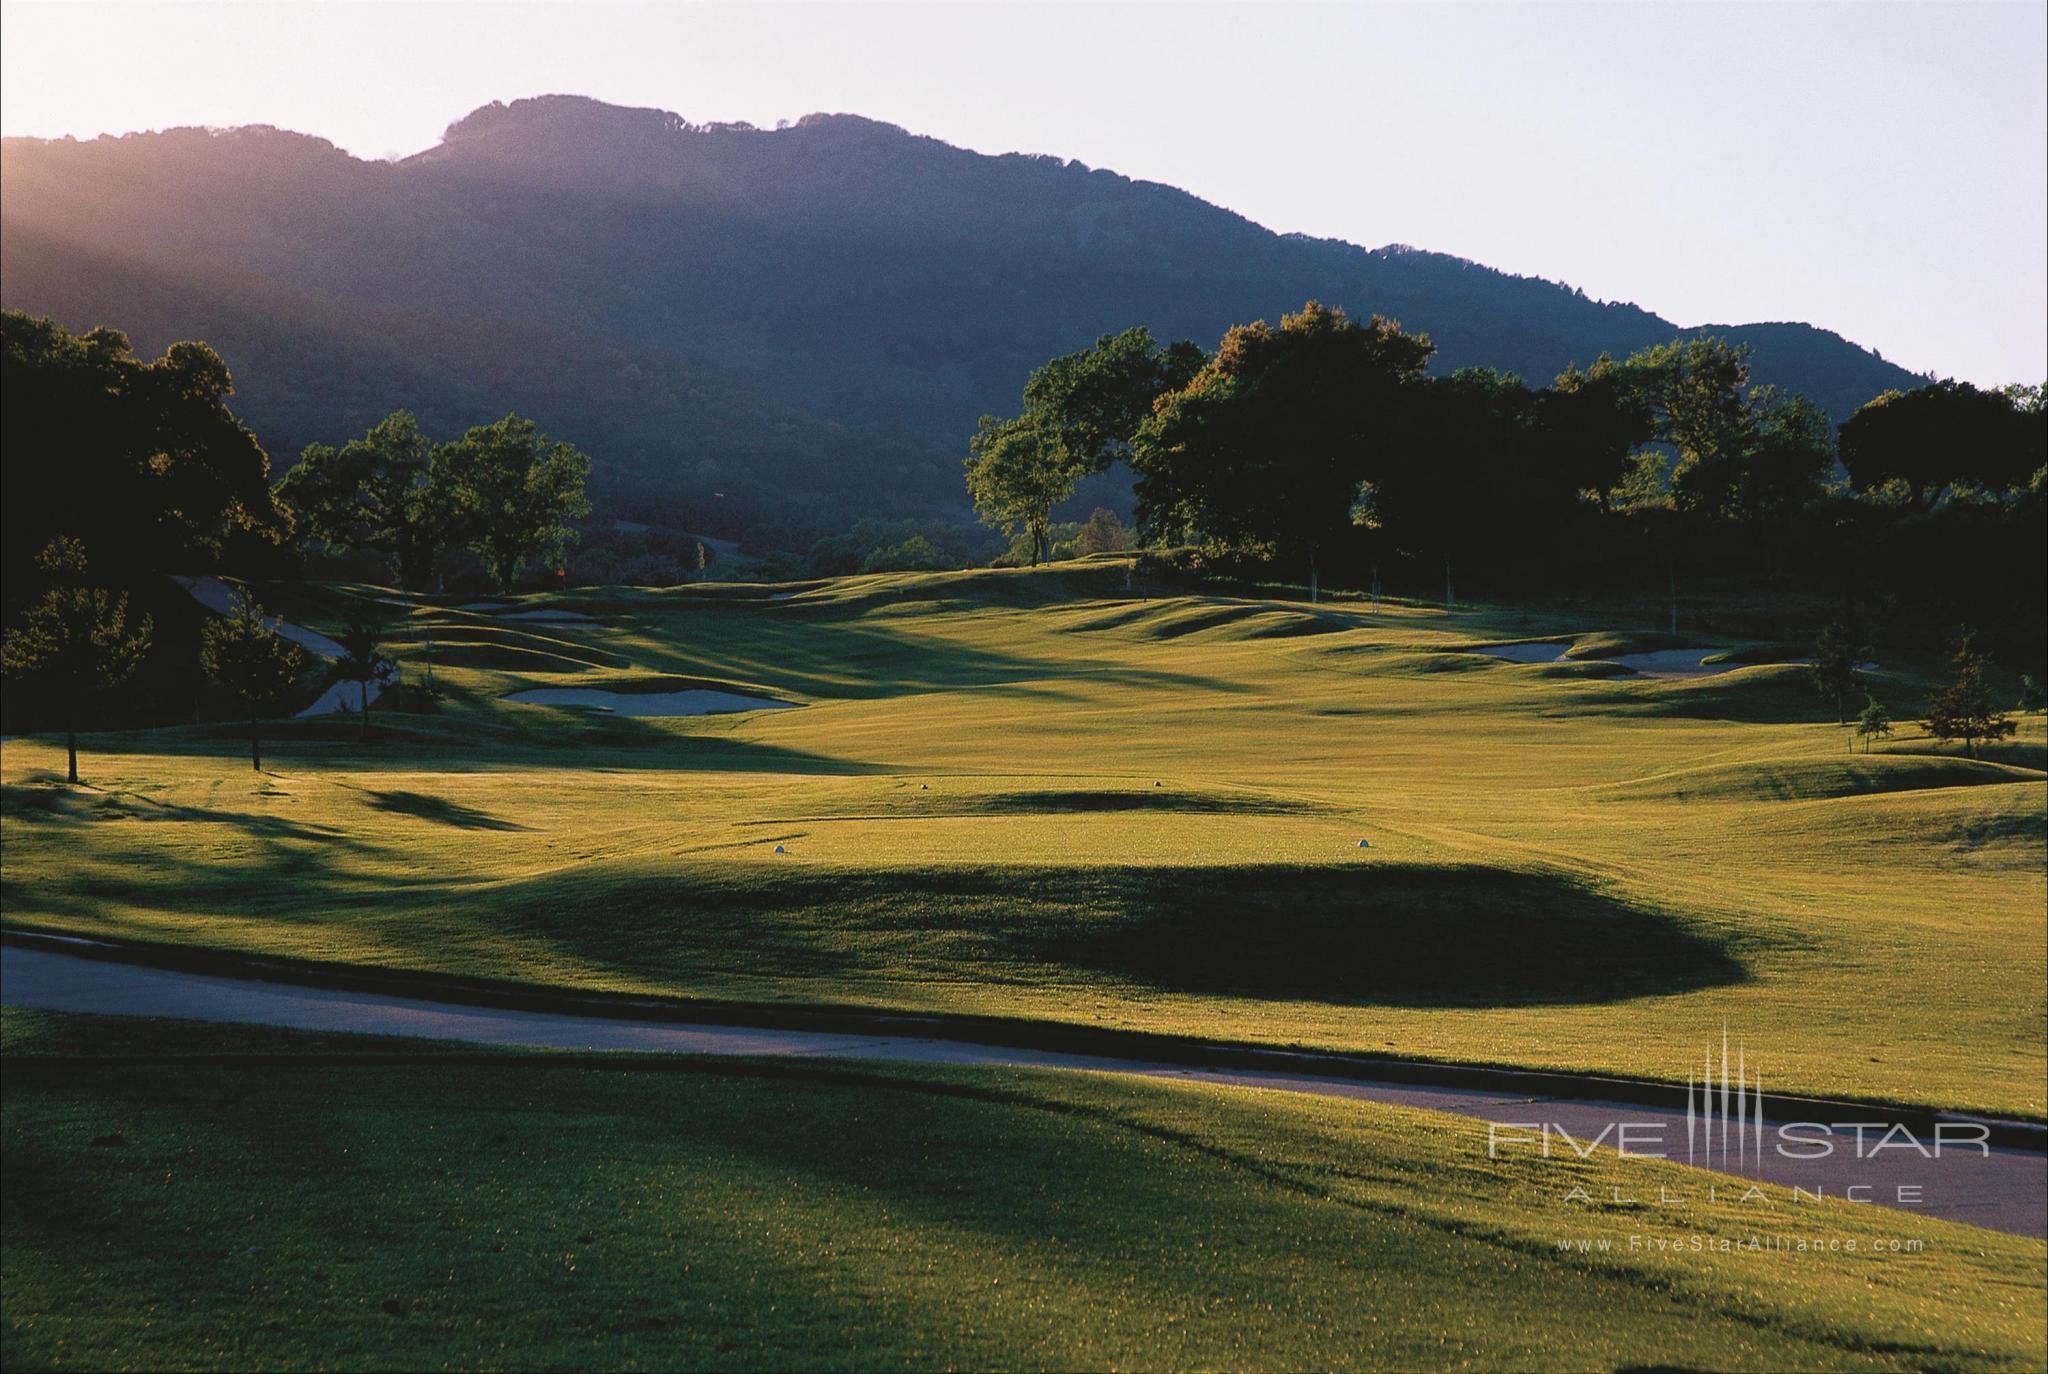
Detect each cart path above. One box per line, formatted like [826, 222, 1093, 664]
[3, 942, 2041, 1239]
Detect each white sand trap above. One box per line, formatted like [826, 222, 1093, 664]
[299, 681, 380, 718]
[172, 575, 379, 718]
[1471, 641, 1570, 663]
[1609, 649, 1736, 678]
[505, 687, 799, 716]
[173, 576, 349, 659]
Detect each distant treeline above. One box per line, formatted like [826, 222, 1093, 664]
[1, 312, 592, 597]
[4, 302, 2042, 635]
[966, 305, 2046, 623]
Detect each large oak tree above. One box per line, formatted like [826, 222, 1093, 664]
[1, 311, 287, 582]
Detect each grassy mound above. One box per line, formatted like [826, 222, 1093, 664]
[1595, 754, 2045, 804]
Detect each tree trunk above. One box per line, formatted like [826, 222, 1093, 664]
[1667, 562, 1679, 636]
[1442, 556, 1455, 609]
[359, 682, 370, 741]
[250, 711, 262, 772]
[65, 727, 78, 785]
[1307, 546, 1319, 604]
[1369, 561, 1382, 605]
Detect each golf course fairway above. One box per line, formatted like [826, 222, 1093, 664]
[3, 563, 2041, 1117]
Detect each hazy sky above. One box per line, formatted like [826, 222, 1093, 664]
[4, 0, 2043, 386]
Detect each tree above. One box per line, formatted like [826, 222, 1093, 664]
[1073, 507, 1132, 556]
[1839, 380, 2047, 504]
[1389, 367, 1541, 607]
[1132, 303, 1434, 601]
[1533, 355, 1657, 507]
[1622, 337, 1831, 525]
[330, 621, 398, 740]
[1855, 694, 1892, 753]
[1923, 630, 2017, 759]
[276, 411, 456, 588]
[1740, 387, 1835, 527]
[1629, 337, 1754, 518]
[0, 538, 153, 784]
[1021, 328, 1206, 475]
[963, 330, 1204, 563]
[431, 416, 593, 591]
[2019, 674, 2047, 714]
[859, 533, 951, 573]
[1809, 621, 1868, 725]
[199, 591, 309, 771]
[1, 311, 288, 585]
[964, 416, 1076, 566]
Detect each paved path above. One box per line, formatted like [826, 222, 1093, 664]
[3, 942, 2041, 1238]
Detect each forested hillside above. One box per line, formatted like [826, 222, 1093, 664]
[0, 95, 1927, 544]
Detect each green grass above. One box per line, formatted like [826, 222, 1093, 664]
[4, 1010, 2043, 1372]
[3, 561, 2044, 1116]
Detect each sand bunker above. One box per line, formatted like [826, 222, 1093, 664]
[1608, 649, 1738, 678]
[505, 687, 799, 716]
[172, 576, 381, 718]
[1472, 638, 1807, 679]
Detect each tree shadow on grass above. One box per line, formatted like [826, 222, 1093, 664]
[0, 781, 381, 852]
[1011, 865, 1748, 1007]
[480, 862, 1751, 1011]
[44, 713, 904, 778]
[360, 789, 531, 831]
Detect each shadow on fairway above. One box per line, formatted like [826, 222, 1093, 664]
[362, 789, 532, 831]
[40, 710, 901, 778]
[1007, 865, 1749, 1007]
[492, 862, 1751, 1010]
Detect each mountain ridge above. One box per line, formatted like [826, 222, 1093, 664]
[0, 94, 1930, 542]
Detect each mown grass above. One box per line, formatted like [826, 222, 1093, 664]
[3, 1010, 2043, 1372]
[2, 560, 2043, 1115]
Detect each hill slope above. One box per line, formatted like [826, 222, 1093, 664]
[0, 95, 1927, 536]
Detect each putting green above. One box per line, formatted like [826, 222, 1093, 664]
[2, 561, 2043, 1116]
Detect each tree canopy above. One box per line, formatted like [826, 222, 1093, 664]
[1131, 303, 1433, 598]
[276, 411, 453, 589]
[198, 590, 310, 772]
[963, 416, 1077, 566]
[0, 537, 153, 783]
[1838, 380, 2046, 503]
[429, 416, 594, 591]
[1, 310, 288, 582]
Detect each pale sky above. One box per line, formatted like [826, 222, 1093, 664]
[4, 0, 2043, 386]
